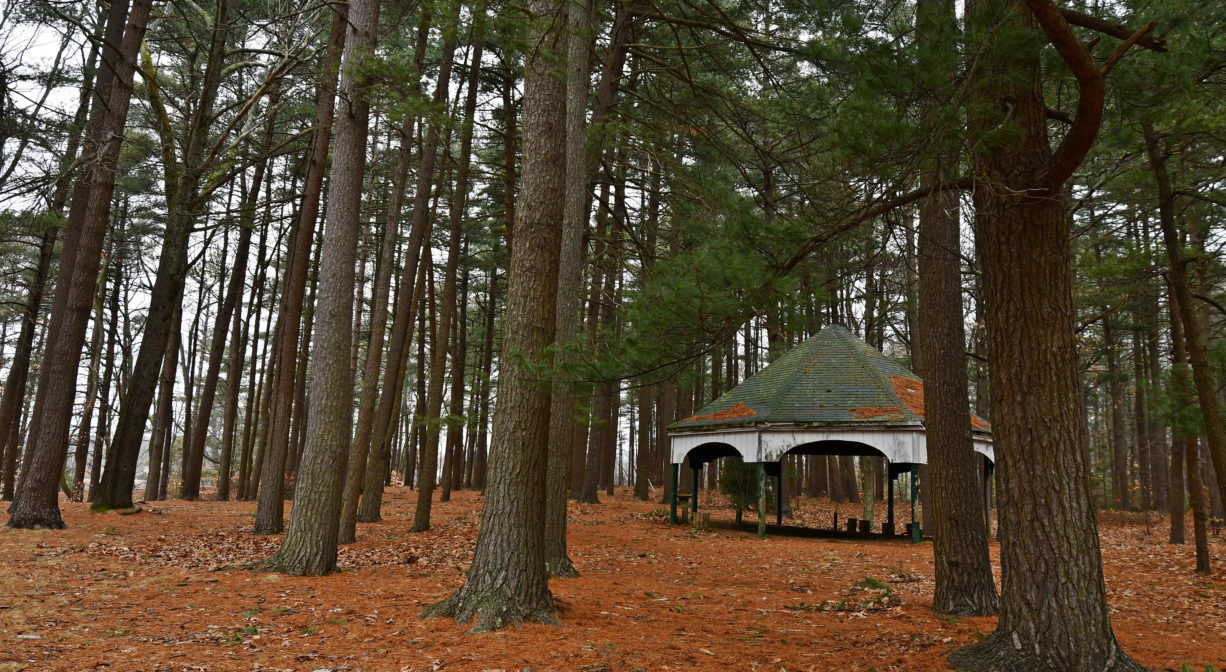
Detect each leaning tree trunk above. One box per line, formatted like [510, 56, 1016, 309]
[7, 0, 151, 529]
[256, 0, 379, 576]
[95, 0, 231, 511]
[949, 1, 1144, 669]
[358, 13, 459, 524]
[422, 0, 565, 631]
[412, 7, 483, 530]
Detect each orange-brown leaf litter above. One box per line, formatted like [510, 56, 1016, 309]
[2, 488, 1223, 671]
[849, 406, 905, 421]
[889, 375, 991, 430]
[890, 375, 925, 418]
[685, 401, 757, 423]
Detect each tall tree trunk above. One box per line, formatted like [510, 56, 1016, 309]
[95, 0, 231, 511]
[8, 0, 152, 528]
[545, 0, 595, 574]
[412, 7, 484, 530]
[1144, 124, 1226, 526]
[358, 3, 461, 525]
[423, 0, 564, 630]
[256, 0, 380, 575]
[915, 0, 998, 617]
[950, 2, 1141, 669]
[190, 88, 278, 501]
[253, 5, 347, 533]
[338, 5, 432, 541]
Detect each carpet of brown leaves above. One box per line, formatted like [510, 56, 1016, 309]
[1, 487, 1223, 671]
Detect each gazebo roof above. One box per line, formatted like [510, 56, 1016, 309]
[671, 324, 990, 434]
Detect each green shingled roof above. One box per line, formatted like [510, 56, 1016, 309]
[671, 324, 988, 433]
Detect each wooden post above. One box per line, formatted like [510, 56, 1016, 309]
[757, 462, 767, 539]
[775, 467, 783, 526]
[910, 464, 921, 543]
[691, 462, 699, 520]
[669, 463, 678, 525]
[887, 463, 895, 534]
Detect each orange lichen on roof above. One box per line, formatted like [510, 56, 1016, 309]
[971, 415, 991, 430]
[890, 375, 925, 418]
[685, 401, 758, 423]
[850, 406, 904, 420]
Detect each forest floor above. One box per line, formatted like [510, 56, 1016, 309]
[1, 487, 1224, 672]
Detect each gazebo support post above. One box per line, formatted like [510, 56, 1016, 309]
[887, 464, 895, 534]
[910, 464, 921, 543]
[757, 462, 767, 539]
[775, 467, 783, 526]
[691, 462, 700, 520]
[669, 463, 679, 525]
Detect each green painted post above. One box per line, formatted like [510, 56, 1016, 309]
[910, 465, 921, 543]
[669, 463, 679, 525]
[757, 462, 767, 539]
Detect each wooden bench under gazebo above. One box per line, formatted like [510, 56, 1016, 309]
[667, 324, 993, 541]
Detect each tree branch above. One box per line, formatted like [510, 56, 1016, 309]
[1077, 293, 1131, 334]
[1101, 21, 1158, 75]
[1058, 7, 1167, 53]
[1025, 0, 1105, 192]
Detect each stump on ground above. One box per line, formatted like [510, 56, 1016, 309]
[693, 512, 711, 530]
[846, 518, 858, 532]
[858, 519, 871, 534]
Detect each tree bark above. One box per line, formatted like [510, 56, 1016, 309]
[950, 1, 1141, 668]
[916, 0, 998, 616]
[256, 0, 379, 575]
[95, 0, 231, 510]
[423, 0, 564, 630]
[8, 0, 151, 528]
[253, 4, 347, 533]
[357, 2, 460, 524]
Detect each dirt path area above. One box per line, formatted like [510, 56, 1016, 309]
[2, 487, 1223, 671]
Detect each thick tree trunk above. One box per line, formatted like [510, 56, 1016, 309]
[145, 305, 181, 501]
[916, 0, 998, 618]
[423, 0, 564, 630]
[950, 2, 1140, 668]
[8, 0, 152, 528]
[256, 0, 379, 576]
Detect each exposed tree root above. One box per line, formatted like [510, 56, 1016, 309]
[6, 508, 65, 530]
[949, 629, 1150, 672]
[248, 547, 338, 577]
[547, 554, 580, 578]
[933, 592, 999, 618]
[422, 583, 559, 634]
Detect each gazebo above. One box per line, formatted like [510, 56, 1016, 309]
[667, 324, 993, 540]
